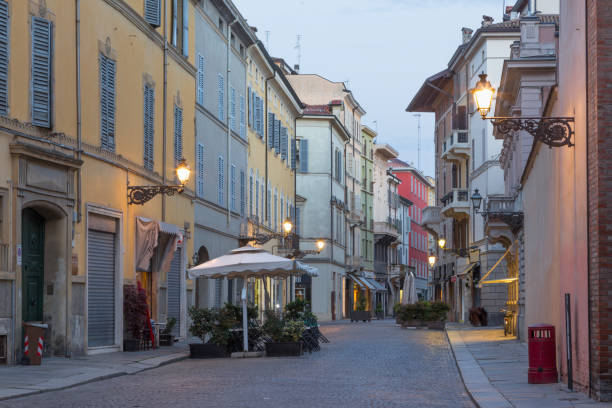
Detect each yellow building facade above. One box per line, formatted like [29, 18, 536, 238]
[0, 0, 195, 364]
[245, 43, 302, 311]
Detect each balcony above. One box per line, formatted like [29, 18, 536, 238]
[441, 188, 470, 219]
[346, 255, 364, 268]
[484, 196, 524, 244]
[374, 221, 399, 240]
[422, 206, 442, 235]
[441, 130, 470, 162]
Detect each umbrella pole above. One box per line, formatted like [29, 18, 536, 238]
[241, 282, 248, 353]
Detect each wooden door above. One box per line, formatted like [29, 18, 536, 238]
[22, 208, 44, 322]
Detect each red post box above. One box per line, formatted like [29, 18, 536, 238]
[528, 324, 558, 384]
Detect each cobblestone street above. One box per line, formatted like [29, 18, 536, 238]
[0, 320, 473, 408]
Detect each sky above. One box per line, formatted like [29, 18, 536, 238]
[232, 0, 508, 177]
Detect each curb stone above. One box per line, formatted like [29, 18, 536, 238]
[0, 352, 188, 402]
[445, 325, 513, 408]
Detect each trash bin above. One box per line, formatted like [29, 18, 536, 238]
[23, 323, 47, 366]
[528, 324, 557, 384]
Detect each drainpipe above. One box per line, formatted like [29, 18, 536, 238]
[162, 0, 168, 222]
[226, 20, 237, 226]
[75, 0, 82, 224]
[584, 0, 592, 396]
[329, 122, 334, 264]
[263, 72, 274, 223]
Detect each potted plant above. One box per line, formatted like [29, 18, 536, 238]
[350, 292, 371, 322]
[264, 312, 305, 357]
[426, 301, 450, 330]
[159, 317, 176, 346]
[123, 284, 148, 351]
[188, 307, 234, 358]
[375, 303, 384, 320]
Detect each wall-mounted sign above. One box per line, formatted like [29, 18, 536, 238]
[469, 248, 481, 264]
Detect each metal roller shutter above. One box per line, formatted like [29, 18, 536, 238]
[167, 248, 181, 337]
[87, 229, 116, 347]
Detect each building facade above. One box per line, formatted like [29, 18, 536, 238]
[360, 125, 376, 278]
[0, 0, 197, 363]
[192, 0, 254, 310]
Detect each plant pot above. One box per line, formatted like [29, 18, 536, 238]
[189, 343, 228, 358]
[350, 310, 371, 322]
[426, 321, 446, 330]
[123, 339, 140, 352]
[265, 341, 303, 357]
[159, 334, 174, 346]
[400, 319, 424, 328]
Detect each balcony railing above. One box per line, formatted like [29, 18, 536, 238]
[485, 196, 524, 233]
[441, 130, 470, 162]
[441, 188, 470, 219]
[422, 206, 442, 234]
[374, 221, 399, 238]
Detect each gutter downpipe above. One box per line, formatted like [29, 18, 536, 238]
[226, 20, 237, 226]
[330, 121, 334, 267]
[263, 72, 274, 223]
[162, 0, 168, 222]
[75, 0, 82, 223]
[584, 0, 592, 397]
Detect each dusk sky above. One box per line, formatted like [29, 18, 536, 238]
[233, 0, 507, 177]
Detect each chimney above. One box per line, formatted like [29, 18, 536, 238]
[461, 27, 473, 44]
[293, 64, 300, 73]
[482, 15, 494, 27]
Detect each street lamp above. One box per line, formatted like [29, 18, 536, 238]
[128, 158, 191, 205]
[471, 73, 575, 148]
[438, 238, 446, 249]
[428, 254, 437, 267]
[316, 239, 326, 252]
[282, 219, 293, 235]
[470, 189, 483, 212]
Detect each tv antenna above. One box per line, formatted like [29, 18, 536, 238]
[294, 35, 302, 69]
[414, 113, 422, 171]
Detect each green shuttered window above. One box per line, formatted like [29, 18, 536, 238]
[0, 1, 9, 116]
[99, 53, 116, 151]
[31, 17, 52, 127]
[196, 53, 204, 105]
[144, 0, 161, 27]
[143, 85, 155, 170]
[218, 155, 224, 206]
[217, 73, 224, 121]
[196, 143, 204, 197]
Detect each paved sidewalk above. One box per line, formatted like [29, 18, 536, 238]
[447, 324, 612, 408]
[0, 343, 188, 401]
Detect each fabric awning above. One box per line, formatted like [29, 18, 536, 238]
[135, 217, 180, 273]
[457, 262, 477, 277]
[365, 278, 386, 292]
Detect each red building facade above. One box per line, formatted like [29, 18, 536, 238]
[390, 159, 432, 293]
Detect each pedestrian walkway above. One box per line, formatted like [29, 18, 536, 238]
[447, 324, 612, 408]
[0, 343, 188, 401]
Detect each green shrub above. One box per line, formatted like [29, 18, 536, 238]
[284, 299, 308, 320]
[395, 301, 450, 322]
[161, 317, 176, 336]
[280, 320, 305, 342]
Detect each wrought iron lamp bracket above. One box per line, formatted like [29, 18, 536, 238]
[487, 116, 575, 148]
[127, 184, 184, 205]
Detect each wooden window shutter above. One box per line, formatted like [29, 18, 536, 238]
[280, 127, 288, 161]
[267, 113, 275, 148]
[174, 105, 183, 166]
[99, 53, 116, 151]
[144, 0, 161, 27]
[299, 139, 308, 172]
[217, 73, 224, 121]
[31, 17, 52, 127]
[240, 94, 245, 139]
[230, 164, 236, 211]
[218, 155, 224, 206]
[273, 119, 280, 155]
[240, 169, 245, 216]
[196, 53, 204, 105]
[230, 87, 236, 131]
[291, 138, 297, 170]
[196, 143, 204, 197]
[0, 1, 9, 116]
[143, 85, 155, 170]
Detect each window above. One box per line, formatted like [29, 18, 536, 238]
[230, 164, 236, 211]
[240, 169, 245, 216]
[217, 73, 224, 121]
[281, 127, 288, 162]
[239, 94, 245, 139]
[274, 190, 278, 231]
[99, 53, 116, 151]
[255, 177, 259, 220]
[274, 119, 281, 155]
[196, 143, 204, 197]
[230, 87, 236, 131]
[171, 0, 188, 56]
[32, 17, 52, 127]
[143, 85, 155, 170]
[267, 189, 271, 227]
[267, 113, 275, 149]
[0, 1, 9, 116]
[217, 156, 224, 206]
[196, 53, 204, 105]
[173, 105, 183, 166]
[144, 0, 161, 27]
[249, 171, 253, 217]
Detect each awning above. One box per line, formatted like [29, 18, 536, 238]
[135, 217, 180, 273]
[457, 262, 477, 277]
[139, 217, 180, 236]
[349, 275, 373, 291]
[365, 278, 386, 292]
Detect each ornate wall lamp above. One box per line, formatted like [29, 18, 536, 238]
[472, 74, 574, 148]
[240, 219, 326, 259]
[128, 158, 191, 205]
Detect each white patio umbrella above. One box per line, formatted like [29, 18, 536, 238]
[188, 245, 319, 352]
[401, 272, 417, 305]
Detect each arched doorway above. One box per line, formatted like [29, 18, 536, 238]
[22, 208, 44, 322]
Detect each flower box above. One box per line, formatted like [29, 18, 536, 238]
[426, 321, 446, 330]
[350, 311, 371, 322]
[159, 334, 174, 346]
[400, 319, 424, 328]
[189, 343, 228, 358]
[265, 341, 303, 357]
